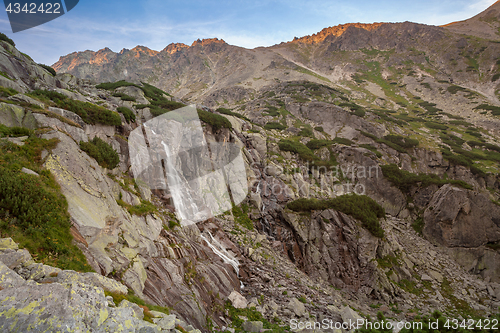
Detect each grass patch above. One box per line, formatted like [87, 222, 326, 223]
[360, 144, 382, 158]
[381, 164, 472, 194]
[117, 106, 136, 123]
[264, 122, 287, 130]
[0, 136, 91, 271]
[278, 139, 337, 168]
[360, 131, 418, 153]
[198, 110, 232, 131]
[96, 80, 137, 91]
[112, 92, 136, 102]
[0, 32, 15, 46]
[232, 204, 253, 230]
[216, 107, 251, 122]
[287, 194, 385, 237]
[38, 64, 56, 76]
[79, 137, 120, 169]
[105, 290, 171, 324]
[117, 199, 158, 216]
[474, 104, 500, 116]
[29, 90, 121, 126]
[0, 86, 18, 97]
[225, 301, 290, 332]
[425, 122, 448, 130]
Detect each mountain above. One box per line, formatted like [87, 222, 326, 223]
[0, 3, 500, 332]
[442, 0, 500, 41]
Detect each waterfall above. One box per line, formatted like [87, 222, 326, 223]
[200, 231, 239, 275]
[161, 141, 200, 222]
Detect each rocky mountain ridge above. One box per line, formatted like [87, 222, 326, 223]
[1, 3, 500, 332]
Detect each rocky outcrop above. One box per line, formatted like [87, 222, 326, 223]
[423, 184, 500, 248]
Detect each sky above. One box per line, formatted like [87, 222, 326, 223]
[0, 0, 497, 66]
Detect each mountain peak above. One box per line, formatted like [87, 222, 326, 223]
[163, 43, 189, 54]
[290, 22, 386, 44]
[191, 38, 226, 47]
[442, 0, 500, 40]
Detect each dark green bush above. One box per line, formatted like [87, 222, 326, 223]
[263, 106, 280, 117]
[286, 194, 385, 238]
[80, 137, 120, 169]
[381, 163, 471, 193]
[0, 137, 91, 271]
[96, 80, 137, 90]
[492, 73, 500, 82]
[306, 139, 332, 150]
[474, 104, 500, 116]
[264, 122, 287, 130]
[216, 107, 251, 122]
[360, 144, 382, 157]
[0, 32, 14, 46]
[117, 106, 136, 123]
[333, 137, 354, 145]
[198, 109, 232, 131]
[418, 101, 442, 114]
[383, 134, 419, 149]
[279, 139, 336, 168]
[297, 126, 313, 137]
[425, 122, 448, 130]
[112, 92, 136, 102]
[447, 85, 468, 94]
[0, 86, 18, 97]
[0, 124, 33, 137]
[314, 126, 324, 132]
[29, 90, 121, 126]
[38, 64, 56, 76]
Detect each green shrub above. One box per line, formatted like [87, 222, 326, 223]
[263, 105, 280, 117]
[447, 85, 468, 94]
[492, 73, 500, 82]
[112, 92, 136, 102]
[29, 90, 121, 126]
[314, 126, 324, 132]
[474, 104, 500, 116]
[0, 124, 33, 137]
[0, 137, 91, 271]
[425, 122, 448, 130]
[96, 80, 137, 90]
[117, 199, 157, 216]
[0, 86, 18, 97]
[264, 122, 286, 130]
[360, 144, 382, 157]
[306, 139, 332, 150]
[418, 101, 442, 114]
[232, 204, 253, 230]
[332, 137, 354, 145]
[117, 106, 136, 123]
[216, 107, 251, 122]
[286, 194, 385, 238]
[360, 131, 416, 153]
[80, 137, 120, 169]
[38, 64, 56, 76]
[297, 126, 314, 137]
[197, 109, 232, 131]
[383, 134, 419, 148]
[0, 32, 14, 46]
[381, 164, 471, 194]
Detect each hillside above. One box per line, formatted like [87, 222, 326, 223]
[0, 3, 499, 332]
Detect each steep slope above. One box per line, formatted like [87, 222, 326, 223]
[443, 0, 500, 41]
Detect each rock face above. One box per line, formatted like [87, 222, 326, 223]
[423, 184, 500, 248]
[278, 209, 379, 293]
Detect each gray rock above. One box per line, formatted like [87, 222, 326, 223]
[0, 102, 37, 129]
[0, 238, 18, 250]
[288, 298, 306, 317]
[228, 290, 247, 309]
[0, 248, 33, 269]
[21, 167, 39, 176]
[33, 113, 88, 142]
[153, 314, 176, 330]
[242, 321, 263, 332]
[48, 106, 86, 127]
[0, 261, 26, 289]
[8, 93, 45, 108]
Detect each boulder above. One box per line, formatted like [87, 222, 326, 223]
[423, 184, 500, 248]
[242, 321, 263, 332]
[228, 290, 247, 309]
[8, 93, 45, 108]
[0, 102, 37, 129]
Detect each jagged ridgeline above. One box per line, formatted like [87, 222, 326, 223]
[2, 2, 500, 330]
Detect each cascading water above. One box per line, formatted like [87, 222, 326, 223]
[161, 141, 243, 287]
